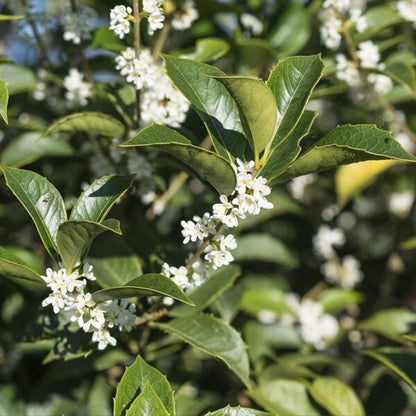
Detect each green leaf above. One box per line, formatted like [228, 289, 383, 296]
[154, 313, 251, 387]
[249, 379, 320, 416]
[382, 63, 416, 97]
[87, 235, 143, 288]
[170, 265, 241, 317]
[0, 132, 74, 167]
[56, 219, 121, 271]
[260, 110, 317, 181]
[0, 246, 44, 284]
[114, 355, 174, 416]
[0, 64, 37, 94]
[240, 288, 292, 317]
[267, 55, 324, 146]
[206, 405, 270, 416]
[87, 375, 112, 416]
[363, 347, 416, 391]
[268, 3, 311, 57]
[121, 124, 237, 195]
[183, 38, 229, 62]
[359, 308, 416, 341]
[90, 27, 125, 52]
[43, 112, 125, 138]
[125, 381, 169, 416]
[213, 76, 278, 158]
[0, 166, 67, 260]
[162, 55, 247, 160]
[70, 174, 134, 222]
[276, 124, 416, 183]
[0, 77, 8, 124]
[307, 377, 365, 416]
[318, 289, 364, 314]
[233, 234, 298, 267]
[92, 273, 194, 305]
[0, 14, 23, 21]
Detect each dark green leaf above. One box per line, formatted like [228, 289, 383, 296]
[114, 355, 175, 416]
[0, 77, 8, 124]
[56, 219, 121, 271]
[121, 124, 237, 195]
[1, 166, 67, 260]
[162, 55, 247, 160]
[70, 174, 134, 222]
[154, 313, 251, 387]
[206, 405, 270, 416]
[43, 112, 125, 138]
[125, 381, 169, 416]
[92, 273, 194, 305]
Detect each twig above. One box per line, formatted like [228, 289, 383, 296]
[132, 0, 142, 125]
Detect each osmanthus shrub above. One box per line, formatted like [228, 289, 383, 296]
[1, 0, 416, 415]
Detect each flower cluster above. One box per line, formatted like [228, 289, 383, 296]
[396, 0, 416, 28]
[143, 0, 165, 35]
[109, 5, 132, 39]
[63, 68, 92, 107]
[60, 3, 97, 44]
[41, 264, 136, 350]
[171, 0, 199, 31]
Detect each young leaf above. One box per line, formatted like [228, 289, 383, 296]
[275, 124, 416, 183]
[307, 377, 365, 416]
[0, 132, 74, 168]
[153, 313, 251, 388]
[0, 77, 9, 124]
[267, 55, 324, 145]
[162, 55, 247, 160]
[43, 112, 125, 138]
[70, 174, 134, 222]
[0, 14, 23, 21]
[206, 405, 270, 416]
[0, 166, 67, 260]
[213, 76, 278, 158]
[92, 273, 194, 305]
[249, 379, 320, 416]
[170, 265, 241, 317]
[121, 124, 237, 195]
[125, 381, 169, 416]
[56, 219, 121, 271]
[114, 355, 175, 416]
[363, 347, 416, 391]
[0, 247, 44, 284]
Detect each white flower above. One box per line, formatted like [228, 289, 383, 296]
[143, 0, 165, 35]
[321, 255, 364, 289]
[172, 0, 199, 31]
[161, 263, 190, 289]
[61, 4, 97, 44]
[240, 13, 263, 36]
[64, 68, 92, 106]
[213, 195, 244, 227]
[335, 54, 361, 87]
[388, 190, 415, 217]
[319, 8, 342, 50]
[313, 225, 346, 259]
[204, 246, 234, 269]
[366, 73, 393, 94]
[287, 173, 317, 201]
[357, 40, 381, 69]
[92, 328, 117, 350]
[396, 0, 416, 28]
[350, 7, 367, 32]
[109, 5, 132, 39]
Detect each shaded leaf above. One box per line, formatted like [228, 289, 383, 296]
[318, 289, 364, 314]
[183, 38, 229, 62]
[43, 112, 125, 138]
[0, 64, 37, 94]
[0, 77, 8, 124]
[1, 166, 67, 260]
[114, 355, 174, 416]
[125, 381, 169, 416]
[121, 124, 236, 195]
[154, 313, 251, 387]
[206, 405, 270, 416]
[70, 174, 134, 222]
[92, 273, 194, 305]
[87, 375, 112, 416]
[383, 63, 416, 97]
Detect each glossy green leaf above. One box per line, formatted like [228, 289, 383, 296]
[92, 273, 194, 305]
[206, 406, 270, 416]
[43, 112, 125, 138]
[0, 77, 8, 124]
[154, 313, 251, 387]
[363, 347, 416, 390]
[233, 234, 298, 267]
[70, 174, 134, 222]
[276, 124, 416, 183]
[162, 55, 247, 159]
[125, 381, 169, 416]
[183, 38, 229, 62]
[0, 64, 37, 94]
[249, 379, 320, 416]
[1, 166, 67, 260]
[0, 246, 43, 284]
[114, 355, 174, 416]
[56, 219, 121, 271]
[170, 265, 241, 317]
[213, 76, 278, 158]
[319, 289, 364, 314]
[359, 308, 416, 341]
[0, 14, 23, 20]
[267, 55, 324, 146]
[260, 110, 316, 181]
[0, 132, 74, 167]
[307, 377, 365, 416]
[268, 3, 311, 57]
[121, 124, 237, 195]
[87, 235, 142, 288]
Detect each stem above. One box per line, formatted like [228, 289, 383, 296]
[106, 91, 134, 128]
[132, 0, 142, 125]
[152, 20, 171, 59]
